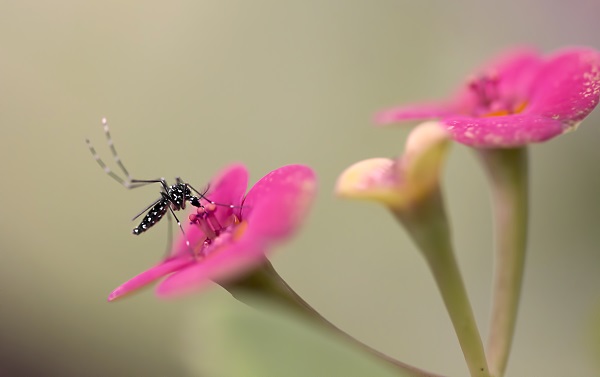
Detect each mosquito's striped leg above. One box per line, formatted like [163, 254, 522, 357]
[86, 138, 128, 186]
[130, 178, 169, 192]
[164, 211, 174, 259]
[101, 117, 133, 183]
[167, 206, 193, 256]
[87, 118, 141, 189]
[86, 138, 158, 189]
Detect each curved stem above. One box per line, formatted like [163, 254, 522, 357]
[392, 188, 490, 377]
[477, 147, 528, 377]
[225, 260, 446, 377]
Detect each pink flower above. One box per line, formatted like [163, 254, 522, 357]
[377, 47, 600, 147]
[108, 164, 317, 301]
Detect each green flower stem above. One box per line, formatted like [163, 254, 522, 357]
[477, 147, 528, 377]
[391, 188, 490, 377]
[225, 260, 446, 377]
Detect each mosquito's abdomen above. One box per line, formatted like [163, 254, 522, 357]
[132, 199, 169, 235]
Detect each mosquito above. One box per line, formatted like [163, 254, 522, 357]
[85, 117, 235, 253]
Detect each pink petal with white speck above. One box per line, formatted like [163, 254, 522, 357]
[443, 114, 564, 148]
[527, 47, 600, 126]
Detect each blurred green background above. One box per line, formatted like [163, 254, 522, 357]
[1, 1, 599, 376]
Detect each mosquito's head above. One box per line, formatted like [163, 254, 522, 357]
[190, 197, 201, 207]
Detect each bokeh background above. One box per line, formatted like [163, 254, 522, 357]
[1, 1, 600, 376]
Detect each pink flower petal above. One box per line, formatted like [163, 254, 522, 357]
[108, 257, 194, 301]
[203, 163, 249, 207]
[450, 47, 543, 115]
[197, 163, 248, 226]
[241, 165, 317, 240]
[443, 114, 564, 147]
[156, 237, 267, 297]
[472, 46, 542, 99]
[527, 47, 600, 126]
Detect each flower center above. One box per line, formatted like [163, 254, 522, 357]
[188, 203, 243, 257]
[468, 73, 526, 117]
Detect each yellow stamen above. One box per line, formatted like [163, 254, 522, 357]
[484, 101, 527, 117]
[233, 220, 248, 241]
